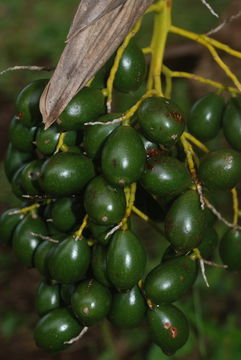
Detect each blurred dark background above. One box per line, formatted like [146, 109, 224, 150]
[1, 0, 241, 359]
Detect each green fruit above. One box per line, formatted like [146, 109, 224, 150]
[9, 116, 36, 152]
[0, 208, 24, 245]
[11, 165, 25, 199]
[135, 185, 165, 222]
[107, 230, 146, 290]
[35, 281, 61, 316]
[13, 214, 48, 267]
[20, 159, 44, 195]
[144, 256, 197, 304]
[165, 190, 206, 250]
[101, 126, 145, 187]
[91, 245, 111, 287]
[71, 279, 112, 326]
[198, 227, 218, 259]
[138, 97, 185, 147]
[140, 156, 191, 196]
[4, 143, 33, 181]
[88, 221, 112, 246]
[51, 197, 84, 233]
[34, 240, 56, 277]
[219, 229, 241, 271]
[199, 149, 241, 190]
[60, 283, 76, 305]
[84, 176, 126, 225]
[112, 83, 146, 112]
[223, 97, 241, 151]
[147, 304, 189, 356]
[114, 42, 146, 93]
[187, 93, 224, 141]
[16, 79, 48, 127]
[34, 307, 82, 353]
[40, 152, 95, 197]
[58, 87, 106, 130]
[108, 285, 146, 328]
[48, 236, 90, 283]
[35, 124, 60, 155]
[83, 113, 120, 159]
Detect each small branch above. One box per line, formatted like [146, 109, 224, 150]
[202, 259, 228, 268]
[30, 233, 59, 243]
[200, 0, 219, 18]
[206, 10, 241, 36]
[0, 65, 54, 76]
[64, 326, 88, 344]
[105, 223, 122, 240]
[199, 259, 210, 287]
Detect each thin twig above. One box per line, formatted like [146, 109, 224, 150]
[30, 232, 59, 243]
[84, 117, 124, 126]
[64, 326, 88, 344]
[202, 259, 228, 268]
[199, 259, 210, 287]
[200, 0, 219, 18]
[206, 10, 241, 36]
[105, 223, 122, 240]
[0, 65, 54, 76]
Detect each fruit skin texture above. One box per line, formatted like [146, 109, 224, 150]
[108, 285, 147, 328]
[20, 159, 44, 195]
[223, 97, 241, 151]
[147, 304, 189, 356]
[34, 307, 82, 353]
[199, 149, 241, 190]
[71, 279, 112, 326]
[0, 208, 24, 245]
[58, 87, 106, 130]
[107, 230, 146, 290]
[35, 281, 62, 316]
[40, 152, 95, 197]
[36, 124, 60, 155]
[84, 176, 126, 225]
[165, 190, 205, 251]
[83, 113, 120, 159]
[9, 116, 36, 153]
[114, 42, 146, 93]
[13, 214, 48, 267]
[187, 93, 224, 141]
[101, 126, 145, 187]
[4, 143, 33, 181]
[34, 240, 55, 277]
[140, 156, 191, 197]
[137, 97, 185, 147]
[48, 236, 90, 283]
[91, 245, 111, 287]
[51, 197, 84, 233]
[219, 229, 241, 271]
[16, 79, 48, 127]
[144, 256, 198, 304]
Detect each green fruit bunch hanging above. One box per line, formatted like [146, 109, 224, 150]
[1, 0, 241, 356]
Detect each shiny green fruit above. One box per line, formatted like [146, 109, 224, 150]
[138, 97, 185, 147]
[91, 245, 111, 287]
[35, 124, 60, 155]
[71, 279, 112, 326]
[51, 197, 84, 233]
[13, 214, 48, 267]
[58, 87, 106, 130]
[11, 165, 25, 199]
[34, 307, 82, 353]
[48, 236, 90, 283]
[40, 152, 95, 197]
[187, 93, 224, 141]
[4, 143, 33, 181]
[198, 227, 218, 259]
[16, 79, 48, 127]
[108, 285, 146, 328]
[101, 126, 145, 187]
[84, 176, 126, 225]
[114, 42, 146, 93]
[9, 116, 36, 152]
[107, 230, 146, 290]
[144, 256, 197, 304]
[35, 281, 62, 316]
[34, 240, 56, 277]
[83, 113, 120, 159]
[199, 149, 241, 190]
[0, 208, 24, 245]
[165, 190, 206, 250]
[223, 97, 241, 151]
[147, 304, 189, 356]
[20, 159, 44, 195]
[219, 229, 241, 271]
[140, 156, 191, 196]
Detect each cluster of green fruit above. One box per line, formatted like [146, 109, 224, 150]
[1, 41, 241, 356]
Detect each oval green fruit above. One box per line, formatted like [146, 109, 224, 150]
[140, 156, 191, 196]
[35, 124, 60, 155]
[223, 97, 241, 151]
[91, 245, 111, 287]
[138, 97, 185, 147]
[20, 159, 44, 195]
[71, 279, 112, 326]
[51, 197, 84, 233]
[0, 208, 24, 246]
[84, 176, 126, 225]
[4, 143, 33, 181]
[9, 116, 36, 153]
[199, 149, 241, 190]
[101, 126, 145, 187]
[144, 256, 198, 304]
[198, 227, 218, 259]
[108, 285, 146, 328]
[35, 281, 62, 316]
[34, 240, 56, 277]
[40, 152, 95, 197]
[187, 93, 224, 141]
[34, 307, 82, 352]
[219, 229, 241, 271]
[147, 304, 189, 356]
[165, 190, 206, 250]
[107, 230, 146, 290]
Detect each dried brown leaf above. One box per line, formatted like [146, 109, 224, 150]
[40, 0, 153, 129]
